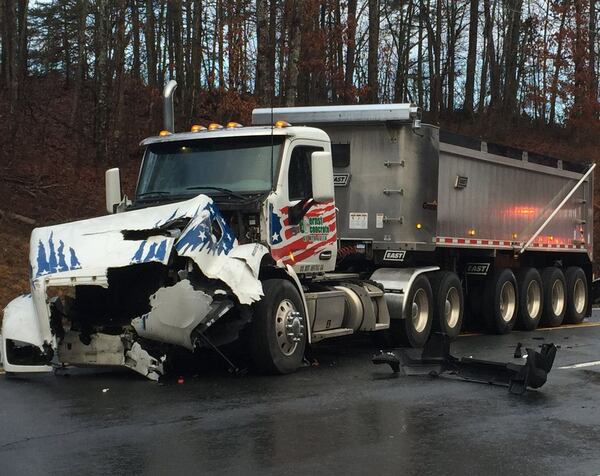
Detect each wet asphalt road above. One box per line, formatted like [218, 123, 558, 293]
[2, 317, 600, 475]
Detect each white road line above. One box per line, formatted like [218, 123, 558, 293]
[558, 361, 600, 370]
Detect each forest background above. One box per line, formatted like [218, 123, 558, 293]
[0, 0, 599, 307]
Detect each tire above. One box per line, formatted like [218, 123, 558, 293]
[388, 275, 433, 348]
[430, 271, 464, 340]
[483, 268, 518, 334]
[249, 279, 307, 374]
[565, 267, 588, 324]
[516, 268, 543, 331]
[541, 267, 567, 327]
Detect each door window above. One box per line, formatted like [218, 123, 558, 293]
[288, 146, 323, 200]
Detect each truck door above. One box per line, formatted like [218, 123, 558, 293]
[268, 142, 337, 273]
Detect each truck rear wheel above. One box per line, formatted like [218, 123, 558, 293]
[516, 268, 543, 331]
[249, 279, 307, 374]
[541, 267, 567, 327]
[430, 271, 464, 340]
[484, 268, 518, 334]
[565, 267, 587, 324]
[389, 275, 433, 348]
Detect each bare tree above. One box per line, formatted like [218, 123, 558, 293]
[145, 0, 157, 87]
[464, 0, 479, 114]
[367, 0, 380, 103]
[285, 0, 301, 106]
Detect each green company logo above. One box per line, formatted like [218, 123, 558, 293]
[299, 216, 330, 236]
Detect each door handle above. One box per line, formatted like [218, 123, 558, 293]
[319, 250, 332, 260]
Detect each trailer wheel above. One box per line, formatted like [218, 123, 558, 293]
[389, 275, 433, 348]
[541, 267, 567, 327]
[516, 268, 543, 331]
[430, 272, 464, 340]
[249, 279, 306, 374]
[564, 267, 588, 324]
[483, 268, 518, 334]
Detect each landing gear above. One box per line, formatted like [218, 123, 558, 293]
[249, 279, 307, 374]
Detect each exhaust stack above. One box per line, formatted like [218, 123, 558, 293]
[163, 80, 178, 133]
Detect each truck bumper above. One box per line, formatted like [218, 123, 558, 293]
[1, 294, 53, 373]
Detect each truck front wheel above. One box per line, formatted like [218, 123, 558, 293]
[249, 279, 307, 374]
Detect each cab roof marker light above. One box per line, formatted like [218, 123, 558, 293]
[226, 122, 243, 129]
[208, 123, 224, 131]
[191, 124, 207, 132]
[275, 120, 291, 128]
[159, 130, 171, 136]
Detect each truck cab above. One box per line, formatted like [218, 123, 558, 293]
[134, 124, 338, 275]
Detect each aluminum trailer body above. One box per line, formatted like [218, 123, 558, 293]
[437, 132, 592, 257]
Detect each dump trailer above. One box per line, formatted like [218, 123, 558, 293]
[1, 81, 594, 380]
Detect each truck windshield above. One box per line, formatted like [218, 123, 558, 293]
[136, 136, 284, 200]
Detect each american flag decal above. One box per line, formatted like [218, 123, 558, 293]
[269, 201, 337, 266]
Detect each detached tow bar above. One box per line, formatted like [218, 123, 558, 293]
[373, 334, 557, 395]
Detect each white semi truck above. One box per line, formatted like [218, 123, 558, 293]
[1, 82, 594, 379]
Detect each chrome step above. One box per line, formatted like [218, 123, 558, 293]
[311, 328, 354, 342]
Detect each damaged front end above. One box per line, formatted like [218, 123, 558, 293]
[1, 195, 268, 380]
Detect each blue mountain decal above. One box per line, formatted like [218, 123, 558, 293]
[35, 232, 82, 278]
[130, 238, 169, 264]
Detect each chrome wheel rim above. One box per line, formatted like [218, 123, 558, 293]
[444, 287, 461, 329]
[526, 280, 541, 319]
[573, 278, 586, 314]
[412, 288, 429, 333]
[499, 281, 516, 322]
[275, 299, 304, 356]
[551, 279, 565, 316]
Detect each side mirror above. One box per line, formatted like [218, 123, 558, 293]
[105, 168, 122, 214]
[311, 151, 334, 203]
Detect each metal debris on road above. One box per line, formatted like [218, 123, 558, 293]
[373, 334, 557, 395]
[513, 343, 528, 359]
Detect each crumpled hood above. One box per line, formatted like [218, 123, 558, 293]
[30, 194, 266, 304]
